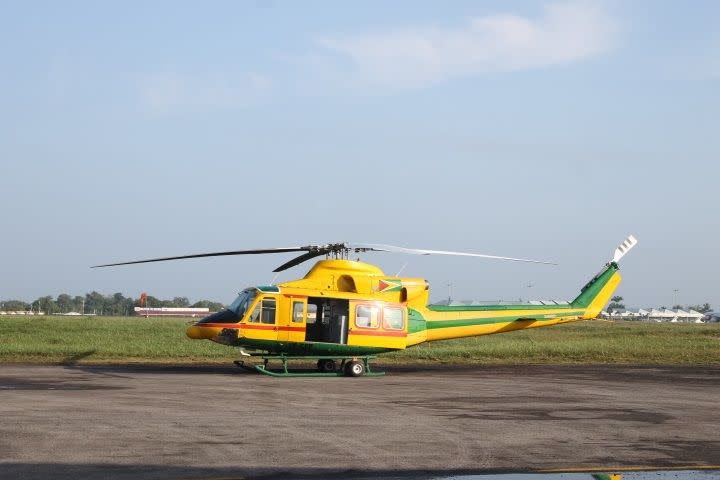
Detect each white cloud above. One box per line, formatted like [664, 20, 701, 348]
[139, 71, 271, 113]
[316, 2, 617, 88]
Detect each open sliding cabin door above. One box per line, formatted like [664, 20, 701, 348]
[305, 298, 349, 345]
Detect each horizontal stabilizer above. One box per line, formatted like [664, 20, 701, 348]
[612, 235, 638, 263]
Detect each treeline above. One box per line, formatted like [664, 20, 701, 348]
[670, 303, 712, 313]
[607, 296, 712, 313]
[0, 292, 225, 316]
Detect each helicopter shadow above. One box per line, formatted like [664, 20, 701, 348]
[60, 362, 248, 378]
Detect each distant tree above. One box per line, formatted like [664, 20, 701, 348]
[56, 294, 73, 313]
[608, 295, 625, 311]
[2, 293, 226, 316]
[170, 297, 190, 308]
[208, 302, 224, 312]
[192, 300, 225, 312]
[84, 291, 106, 315]
[2, 300, 30, 311]
[106, 292, 132, 316]
[32, 295, 56, 314]
[72, 296, 85, 313]
[687, 303, 712, 313]
[672, 304, 683, 310]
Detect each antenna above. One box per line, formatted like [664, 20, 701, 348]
[395, 261, 408, 276]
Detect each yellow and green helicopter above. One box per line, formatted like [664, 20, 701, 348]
[94, 235, 637, 377]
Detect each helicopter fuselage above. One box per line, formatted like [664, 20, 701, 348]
[186, 259, 622, 357]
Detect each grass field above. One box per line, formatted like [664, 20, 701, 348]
[1, 315, 719, 365]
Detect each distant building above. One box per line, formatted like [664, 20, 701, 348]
[601, 308, 705, 323]
[0, 310, 45, 315]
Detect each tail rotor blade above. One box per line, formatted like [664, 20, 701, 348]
[612, 235, 638, 263]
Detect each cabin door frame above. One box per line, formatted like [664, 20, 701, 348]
[278, 297, 307, 342]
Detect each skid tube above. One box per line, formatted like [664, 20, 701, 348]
[234, 354, 385, 377]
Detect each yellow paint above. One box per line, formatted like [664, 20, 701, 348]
[186, 325, 222, 339]
[406, 330, 428, 347]
[420, 308, 584, 322]
[280, 298, 307, 342]
[424, 316, 582, 342]
[186, 258, 624, 353]
[585, 271, 622, 319]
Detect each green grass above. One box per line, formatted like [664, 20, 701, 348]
[1, 315, 719, 365]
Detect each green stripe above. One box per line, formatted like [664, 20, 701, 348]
[425, 311, 585, 330]
[237, 338, 395, 355]
[429, 303, 574, 312]
[571, 262, 619, 308]
[408, 308, 427, 334]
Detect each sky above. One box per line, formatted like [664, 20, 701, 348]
[1, 1, 718, 308]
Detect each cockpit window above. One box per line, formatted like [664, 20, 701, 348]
[247, 298, 276, 324]
[228, 290, 256, 318]
[196, 289, 257, 324]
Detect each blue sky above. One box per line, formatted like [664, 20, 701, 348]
[1, 1, 718, 308]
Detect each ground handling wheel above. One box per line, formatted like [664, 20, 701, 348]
[317, 359, 336, 373]
[344, 360, 365, 377]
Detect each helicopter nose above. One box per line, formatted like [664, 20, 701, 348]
[186, 324, 222, 339]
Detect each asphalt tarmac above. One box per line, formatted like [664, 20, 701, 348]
[1, 364, 718, 479]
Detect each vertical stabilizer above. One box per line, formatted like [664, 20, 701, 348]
[573, 234, 638, 318]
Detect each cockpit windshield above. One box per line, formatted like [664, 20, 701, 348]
[227, 289, 256, 319]
[196, 289, 257, 324]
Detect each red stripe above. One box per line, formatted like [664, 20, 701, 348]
[240, 324, 274, 331]
[195, 323, 305, 332]
[246, 325, 306, 332]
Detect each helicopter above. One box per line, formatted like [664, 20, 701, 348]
[93, 235, 637, 377]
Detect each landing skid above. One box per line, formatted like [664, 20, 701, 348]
[233, 355, 385, 377]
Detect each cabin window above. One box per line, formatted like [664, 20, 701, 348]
[306, 303, 318, 324]
[248, 298, 276, 324]
[247, 302, 261, 323]
[261, 299, 276, 324]
[292, 301, 304, 323]
[355, 305, 379, 329]
[383, 307, 404, 330]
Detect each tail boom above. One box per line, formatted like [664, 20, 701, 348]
[406, 261, 624, 346]
[404, 235, 635, 346]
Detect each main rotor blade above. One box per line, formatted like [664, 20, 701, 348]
[351, 243, 556, 265]
[92, 247, 311, 268]
[273, 250, 328, 272]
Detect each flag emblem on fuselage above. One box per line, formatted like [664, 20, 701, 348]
[377, 279, 403, 293]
